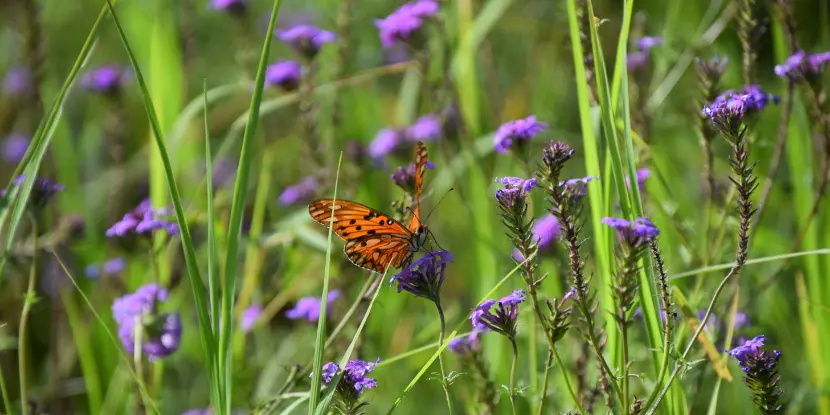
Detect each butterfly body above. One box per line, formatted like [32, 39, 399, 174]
[308, 142, 431, 274]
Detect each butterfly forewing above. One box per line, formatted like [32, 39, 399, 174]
[408, 141, 428, 233]
[308, 199, 413, 239]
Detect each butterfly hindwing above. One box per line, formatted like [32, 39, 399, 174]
[344, 234, 412, 273]
[308, 199, 412, 240]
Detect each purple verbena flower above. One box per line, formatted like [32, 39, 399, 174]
[494, 176, 536, 208]
[2, 66, 31, 96]
[240, 304, 263, 332]
[276, 25, 336, 59]
[559, 176, 597, 201]
[727, 334, 785, 413]
[626, 168, 650, 190]
[627, 52, 649, 71]
[106, 200, 178, 238]
[209, 0, 247, 13]
[1, 175, 64, 207]
[390, 250, 452, 303]
[734, 311, 750, 330]
[111, 283, 182, 361]
[469, 289, 525, 338]
[321, 362, 339, 384]
[448, 331, 482, 356]
[265, 60, 302, 91]
[637, 36, 663, 51]
[391, 160, 436, 193]
[277, 176, 318, 206]
[627, 36, 662, 71]
[85, 257, 127, 279]
[405, 114, 441, 142]
[775, 50, 830, 79]
[368, 128, 404, 158]
[286, 290, 341, 322]
[513, 214, 561, 261]
[2, 133, 31, 164]
[375, 0, 440, 48]
[82, 65, 126, 94]
[601, 217, 660, 249]
[493, 115, 547, 154]
[313, 358, 380, 403]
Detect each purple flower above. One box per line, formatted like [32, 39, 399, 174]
[448, 331, 482, 356]
[727, 335, 768, 363]
[637, 36, 663, 51]
[601, 217, 660, 249]
[626, 168, 650, 190]
[2, 133, 31, 163]
[513, 214, 561, 261]
[286, 290, 341, 322]
[495, 176, 536, 208]
[82, 65, 126, 94]
[265, 60, 302, 91]
[391, 160, 436, 193]
[559, 176, 597, 201]
[493, 115, 547, 154]
[469, 289, 525, 338]
[240, 304, 263, 332]
[321, 362, 339, 384]
[697, 309, 722, 335]
[111, 283, 182, 361]
[391, 250, 452, 302]
[277, 176, 318, 206]
[276, 25, 336, 59]
[1, 175, 64, 206]
[315, 358, 380, 400]
[775, 50, 830, 78]
[727, 335, 784, 412]
[85, 257, 127, 279]
[405, 114, 441, 142]
[2, 66, 31, 96]
[369, 128, 404, 158]
[106, 200, 178, 238]
[627, 52, 650, 71]
[375, 0, 440, 48]
[734, 311, 750, 330]
[808, 51, 830, 73]
[209, 0, 247, 13]
[627, 36, 662, 71]
[181, 409, 213, 415]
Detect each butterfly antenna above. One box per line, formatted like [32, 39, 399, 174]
[424, 187, 454, 222]
[429, 230, 445, 251]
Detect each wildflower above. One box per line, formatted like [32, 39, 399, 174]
[626, 168, 650, 190]
[85, 257, 127, 279]
[111, 283, 182, 361]
[240, 304, 263, 332]
[375, 0, 440, 48]
[106, 199, 179, 238]
[1, 175, 64, 207]
[493, 115, 547, 154]
[2, 66, 31, 96]
[734, 311, 750, 330]
[2, 133, 30, 163]
[208, 0, 247, 13]
[696, 55, 729, 80]
[727, 335, 785, 413]
[448, 331, 482, 356]
[285, 290, 341, 322]
[494, 176, 536, 208]
[391, 250, 452, 303]
[637, 36, 663, 51]
[512, 214, 560, 261]
[265, 60, 302, 91]
[775, 50, 830, 79]
[405, 114, 441, 142]
[181, 408, 213, 415]
[560, 176, 597, 201]
[703, 93, 749, 139]
[601, 217, 660, 249]
[81, 65, 126, 94]
[276, 25, 336, 59]
[277, 176, 317, 206]
[469, 290, 525, 339]
[315, 358, 380, 412]
[368, 128, 404, 158]
[391, 161, 436, 193]
[628, 36, 662, 71]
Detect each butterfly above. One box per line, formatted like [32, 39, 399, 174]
[308, 141, 430, 273]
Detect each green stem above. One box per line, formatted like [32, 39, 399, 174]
[18, 215, 37, 415]
[536, 349, 553, 415]
[133, 316, 146, 414]
[509, 336, 519, 415]
[436, 301, 453, 414]
[621, 321, 629, 414]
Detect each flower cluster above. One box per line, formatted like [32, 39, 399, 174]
[315, 358, 380, 413]
[774, 50, 830, 79]
[3, 133, 30, 164]
[375, 0, 440, 48]
[1, 175, 64, 207]
[82, 65, 127, 94]
[702, 85, 778, 139]
[448, 331, 482, 356]
[391, 250, 452, 303]
[106, 199, 179, 238]
[391, 159, 436, 193]
[208, 0, 247, 14]
[369, 114, 441, 158]
[285, 290, 340, 323]
[470, 290, 526, 339]
[494, 176, 536, 209]
[277, 176, 318, 207]
[111, 283, 182, 361]
[601, 217, 660, 249]
[85, 257, 126, 279]
[493, 115, 547, 154]
[240, 304, 263, 332]
[626, 168, 650, 190]
[2, 66, 31, 97]
[728, 335, 785, 413]
[265, 60, 302, 91]
[628, 36, 663, 71]
[276, 24, 336, 59]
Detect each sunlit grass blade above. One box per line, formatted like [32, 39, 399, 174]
[667, 249, 830, 280]
[204, 80, 223, 408]
[309, 153, 342, 414]
[102, 0, 218, 411]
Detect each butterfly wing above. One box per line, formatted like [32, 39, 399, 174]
[308, 199, 415, 273]
[408, 141, 428, 232]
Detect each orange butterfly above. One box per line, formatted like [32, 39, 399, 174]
[308, 141, 430, 273]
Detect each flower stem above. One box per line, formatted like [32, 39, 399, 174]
[509, 336, 519, 415]
[435, 301, 453, 414]
[18, 215, 37, 415]
[133, 316, 147, 415]
[536, 349, 553, 415]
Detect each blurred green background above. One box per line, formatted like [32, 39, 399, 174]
[1, 0, 829, 414]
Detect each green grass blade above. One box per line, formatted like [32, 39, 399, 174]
[309, 153, 343, 414]
[204, 79, 223, 408]
[102, 0, 218, 410]
[218, 1, 283, 412]
[667, 249, 830, 280]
